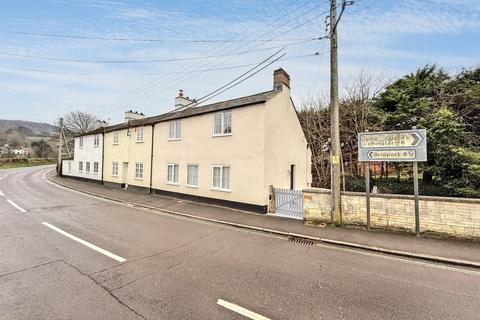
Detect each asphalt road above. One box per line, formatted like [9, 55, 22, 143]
[1, 165, 479, 320]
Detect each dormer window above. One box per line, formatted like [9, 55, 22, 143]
[213, 111, 232, 136]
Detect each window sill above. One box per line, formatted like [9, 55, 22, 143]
[168, 138, 182, 141]
[186, 184, 198, 189]
[134, 177, 143, 181]
[212, 133, 232, 138]
[94, 145, 99, 148]
[211, 187, 231, 193]
[113, 143, 119, 145]
[112, 175, 119, 177]
[136, 141, 144, 144]
[166, 182, 179, 186]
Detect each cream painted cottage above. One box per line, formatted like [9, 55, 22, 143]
[63, 68, 312, 212]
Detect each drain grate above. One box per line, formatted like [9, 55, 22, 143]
[288, 236, 315, 246]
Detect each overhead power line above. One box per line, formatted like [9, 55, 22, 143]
[0, 29, 319, 43]
[0, 39, 317, 64]
[88, 0, 332, 117]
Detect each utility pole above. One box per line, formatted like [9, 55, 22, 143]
[329, 0, 342, 225]
[58, 117, 63, 175]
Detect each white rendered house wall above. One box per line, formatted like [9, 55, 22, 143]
[63, 134, 103, 181]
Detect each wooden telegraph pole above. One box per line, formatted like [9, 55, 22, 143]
[57, 117, 63, 175]
[329, 0, 342, 225]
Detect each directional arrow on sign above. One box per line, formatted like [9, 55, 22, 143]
[410, 133, 421, 146]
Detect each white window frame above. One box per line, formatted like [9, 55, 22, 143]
[168, 120, 182, 140]
[213, 111, 232, 136]
[112, 161, 119, 177]
[79, 137, 84, 149]
[167, 164, 179, 185]
[186, 164, 199, 188]
[211, 165, 230, 191]
[94, 134, 100, 147]
[85, 162, 90, 173]
[93, 162, 99, 174]
[135, 162, 144, 180]
[113, 131, 119, 145]
[78, 161, 83, 173]
[136, 127, 144, 143]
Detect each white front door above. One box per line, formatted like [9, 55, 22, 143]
[122, 162, 128, 189]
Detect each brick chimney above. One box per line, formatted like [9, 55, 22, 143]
[175, 90, 197, 109]
[124, 110, 146, 123]
[273, 68, 290, 91]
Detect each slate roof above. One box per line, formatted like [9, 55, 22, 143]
[80, 89, 279, 136]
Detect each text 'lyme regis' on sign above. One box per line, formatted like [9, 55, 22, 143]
[358, 129, 427, 162]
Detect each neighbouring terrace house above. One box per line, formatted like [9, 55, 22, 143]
[62, 128, 104, 180]
[63, 68, 312, 212]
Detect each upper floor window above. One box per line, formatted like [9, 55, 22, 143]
[212, 165, 230, 191]
[213, 111, 232, 135]
[94, 134, 100, 147]
[169, 120, 181, 140]
[135, 162, 144, 179]
[113, 131, 119, 145]
[79, 137, 84, 148]
[136, 127, 144, 142]
[167, 164, 179, 185]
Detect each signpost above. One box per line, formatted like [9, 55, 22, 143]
[358, 128, 427, 235]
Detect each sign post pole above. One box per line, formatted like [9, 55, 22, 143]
[413, 161, 420, 235]
[365, 161, 371, 229]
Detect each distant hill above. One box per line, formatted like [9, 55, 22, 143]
[0, 119, 56, 137]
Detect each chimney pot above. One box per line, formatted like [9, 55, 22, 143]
[273, 68, 290, 91]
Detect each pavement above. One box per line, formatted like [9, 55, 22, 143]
[1, 165, 480, 319]
[49, 169, 480, 267]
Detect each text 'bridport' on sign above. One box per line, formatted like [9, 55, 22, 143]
[358, 129, 427, 162]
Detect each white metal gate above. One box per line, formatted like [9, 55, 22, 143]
[274, 188, 303, 220]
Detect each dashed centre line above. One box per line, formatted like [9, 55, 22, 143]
[217, 299, 271, 320]
[42, 222, 127, 263]
[7, 199, 26, 212]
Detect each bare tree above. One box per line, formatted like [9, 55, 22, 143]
[57, 111, 99, 136]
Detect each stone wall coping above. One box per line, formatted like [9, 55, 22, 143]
[303, 188, 480, 205]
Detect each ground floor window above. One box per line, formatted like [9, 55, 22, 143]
[78, 161, 83, 173]
[85, 162, 90, 173]
[68, 162, 72, 172]
[112, 161, 119, 176]
[93, 162, 99, 174]
[212, 165, 230, 191]
[135, 162, 144, 179]
[167, 164, 179, 184]
[187, 164, 198, 187]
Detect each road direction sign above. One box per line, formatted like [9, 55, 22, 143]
[358, 129, 427, 162]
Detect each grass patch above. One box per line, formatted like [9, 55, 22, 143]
[0, 158, 56, 170]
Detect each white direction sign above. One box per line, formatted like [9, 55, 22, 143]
[358, 129, 427, 162]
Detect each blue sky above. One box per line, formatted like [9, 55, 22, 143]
[0, 0, 479, 124]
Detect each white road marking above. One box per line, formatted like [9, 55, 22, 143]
[7, 199, 26, 212]
[0, 190, 4, 196]
[42, 222, 126, 263]
[217, 299, 270, 320]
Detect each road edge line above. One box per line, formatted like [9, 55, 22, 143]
[47, 172, 480, 269]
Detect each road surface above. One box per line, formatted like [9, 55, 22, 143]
[1, 166, 479, 319]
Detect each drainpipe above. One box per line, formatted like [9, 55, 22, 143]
[101, 127, 105, 185]
[149, 124, 155, 194]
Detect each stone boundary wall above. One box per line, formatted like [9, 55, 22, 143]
[303, 188, 480, 239]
